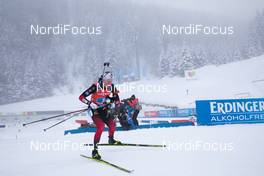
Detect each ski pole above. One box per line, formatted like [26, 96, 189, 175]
[22, 108, 89, 127]
[103, 62, 110, 75]
[98, 62, 110, 86]
[43, 108, 89, 131]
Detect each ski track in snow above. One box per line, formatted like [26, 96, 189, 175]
[0, 56, 264, 175]
[0, 122, 263, 176]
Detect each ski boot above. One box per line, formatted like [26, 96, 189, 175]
[92, 149, 101, 160]
[108, 136, 122, 145]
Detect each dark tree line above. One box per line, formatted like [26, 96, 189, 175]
[159, 11, 264, 78]
[0, 0, 263, 104]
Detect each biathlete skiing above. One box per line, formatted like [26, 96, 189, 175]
[79, 63, 121, 159]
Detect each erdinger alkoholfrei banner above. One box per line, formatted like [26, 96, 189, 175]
[196, 98, 264, 125]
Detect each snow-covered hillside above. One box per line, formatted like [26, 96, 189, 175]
[0, 55, 263, 112]
[0, 56, 263, 176]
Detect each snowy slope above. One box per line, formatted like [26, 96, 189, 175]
[0, 55, 264, 112]
[0, 122, 263, 176]
[0, 56, 264, 176]
[123, 55, 264, 108]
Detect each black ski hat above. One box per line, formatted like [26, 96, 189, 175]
[131, 95, 135, 100]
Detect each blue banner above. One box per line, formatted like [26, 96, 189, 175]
[196, 98, 264, 125]
[145, 109, 196, 118]
[175, 108, 196, 117]
[158, 110, 175, 117]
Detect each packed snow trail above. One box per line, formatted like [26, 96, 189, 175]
[0, 55, 264, 176]
[0, 122, 263, 176]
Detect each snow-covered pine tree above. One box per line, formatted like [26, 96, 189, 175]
[85, 47, 100, 83]
[232, 48, 242, 62]
[255, 10, 264, 52]
[193, 50, 207, 69]
[247, 11, 264, 57]
[247, 38, 262, 57]
[222, 51, 231, 64]
[178, 47, 195, 76]
[169, 46, 181, 77]
[159, 50, 170, 78]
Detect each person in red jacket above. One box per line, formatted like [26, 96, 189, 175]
[79, 71, 121, 159]
[128, 95, 141, 126]
[127, 95, 139, 108]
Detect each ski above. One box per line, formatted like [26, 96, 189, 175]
[84, 143, 166, 147]
[80, 154, 134, 173]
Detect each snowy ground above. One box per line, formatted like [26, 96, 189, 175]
[0, 121, 263, 176]
[0, 56, 264, 176]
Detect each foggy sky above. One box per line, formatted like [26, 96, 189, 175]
[131, 0, 264, 20]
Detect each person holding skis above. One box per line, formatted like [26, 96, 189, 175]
[79, 71, 121, 159]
